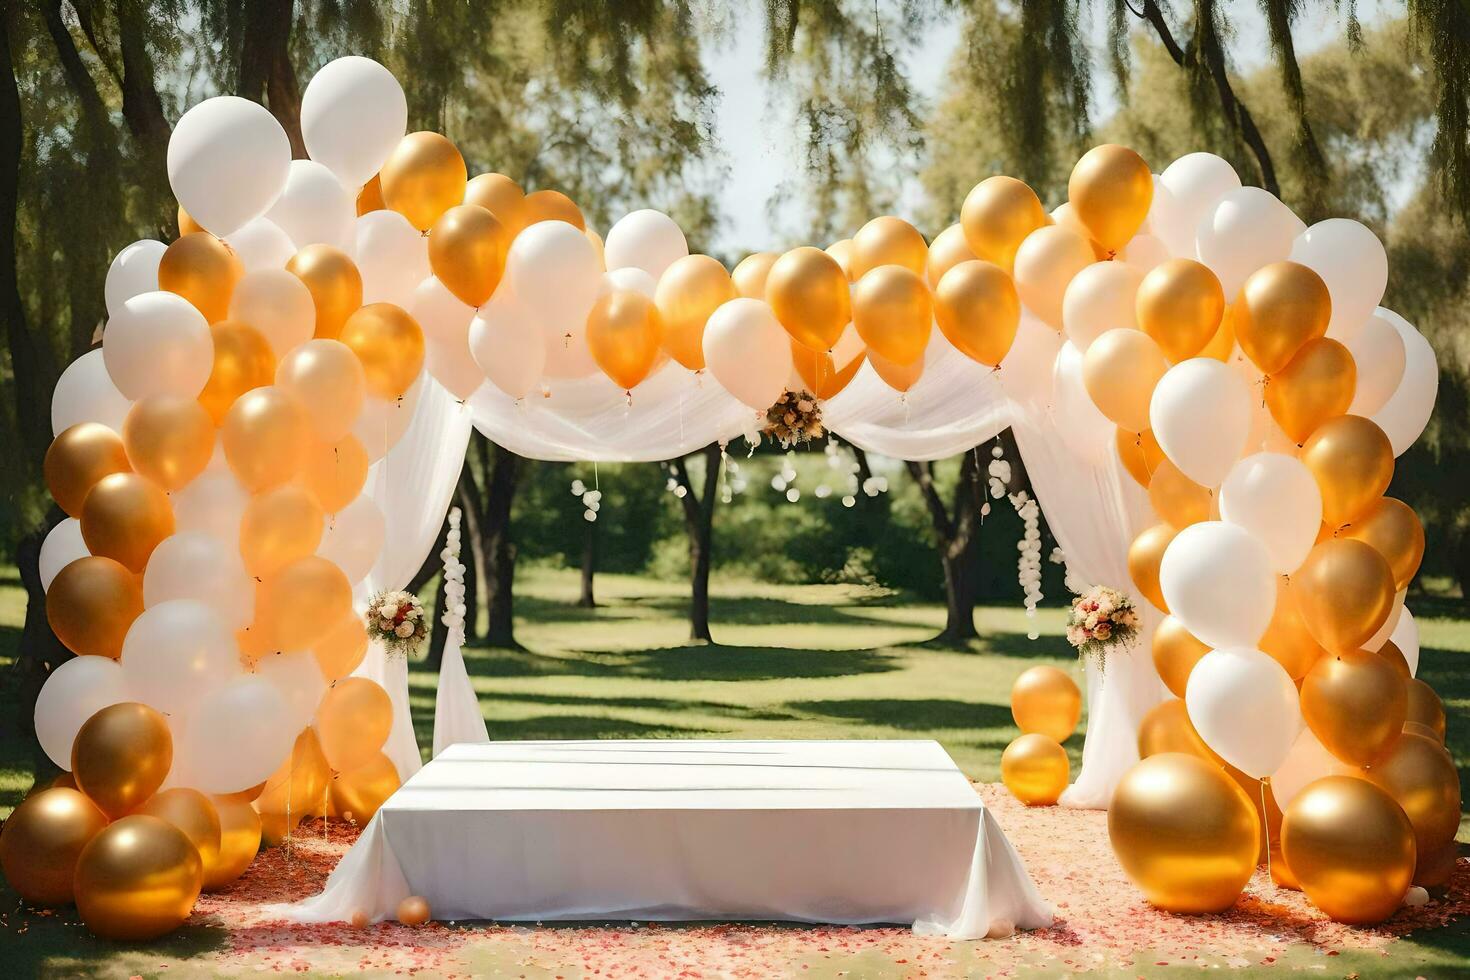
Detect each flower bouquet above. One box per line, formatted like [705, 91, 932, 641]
[764, 389, 824, 448]
[366, 590, 429, 657]
[1065, 585, 1139, 672]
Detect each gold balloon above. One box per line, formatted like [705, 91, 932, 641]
[1403, 719, 1439, 742]
[1152, 617, 1210, 698]
[1128, 523, 1177, 613]
[240, 484, 325, 578]
[1108, 753, 1259, 913]
[1233, 261, 1333, 374]
[339, 303, 426, 399]
[122, 395, 214, 491]
[1281, 775, 1416, 924]
[428, 204, 509, 308]
[824, 238, 853, 279]
[850, 215, 928, 279]
[1293, 538, 1395, 654]
[732, 251, 778, 299]
[1259, 575, 1327, 680]
[926, 223, 977, 289]
[852, 265, 932, 366]
[1405, 679, 1447, 742]
[1358, 732, 1461, 854]
[1300, 414, 1394, 527]
[313, 612, 370, 681]
[585, 227, 606, 269]
[158, 232, 243, 323]
[1339, 497, 1424, 592]
[586, 289, 663, 391]
[464, 172, 528, 237]
[46, 555, 144, 658]
[1082, 328, 1169, 433]
[867, 348, 924, 393]
[1377, 639, 1412, 681]
[522, 188, 585, 230]
[330, 752, 401, 824]
[1300, 649, 1407, 766]
[74, 815, 203, 940]
[1137, 699, 1218, 762]
[316, 677, 395, 773]
[655, 254, 737, 371]
[177, 204, 204, 236]
[256, 727, 331, 834]
[1199, 303, 1236, 361]
[138, 788, 222, 882]
[275, 338, 367, 442]
[791, 340, 864, 400]
[1265, 338, 1357, 444]
[80, 472, 175, 573]
[397, 895, 432, 927]
[45, 422, 132, 518]
[1000, 734, 1070, 806]
[379, 131, 467, 231]
[222, 386, 312, 492]
[1067, 144, 1153, 252]
[1148, 457, 1212, 529]
[932, 260, 1020, 367]
[0, 787, 109, 905]
[287, 244, 364, 341]
[356, 173, 385, 215]
[1136, 259, 1225, 362]
[1116, 428, 1164, 488]
[205, 795, 262, 891]
[766, 246, 852, 352]
[260, 556, 352, 650]
[199, 320, 276, 425]
[1011, 225, 1095, 329]
[960, 175, 1047, 271]
[1414, 840, 1458, 890]
[72, 702, 173, 819]
[298, 435, 369, 513]
[1009, 666, 1082, 742]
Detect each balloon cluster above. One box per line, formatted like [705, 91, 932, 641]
[1002, 666, 1082, 806]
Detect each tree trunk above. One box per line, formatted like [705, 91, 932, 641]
[578, 520, 597, 608]
[458, 473, 487, 642]
[238, 0, 306, 157]
[425, 569, 449, 671]
[906, 453, 983, 645]
[481, 443, 523, 649]
[670, 443, 721, 643]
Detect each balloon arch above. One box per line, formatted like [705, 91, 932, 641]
[8, 55, 1451, 939]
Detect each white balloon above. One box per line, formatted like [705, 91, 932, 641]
[318, 494, 386, 585]
[1061, 262, 1143, 352]
[998, 314, 1062, 406]
[1371, 308, 1439, 456]
[1218, 453, 1322, 573]
[409, 275, 475, 347]
[51, 349, 131, 437]
[361, 212, 432, 306]
[142, 532, 254, 630]
[1186, 646, 1301, 778]
[266, 160, 356, 254]
[1270, 726, 1350, 810]
[1158, 152, 1241, 253]
[1366, 587, 1406, 653]
[229, 268, 316, 357]
[1119, 233, 1170, 272]
[102, 291, 213, 399]
[183, 675, 296, 795]
[121, 599, 241, 718]
[39, 519, 88, 592]
[224, 216, 297, 271]
[1288, 218, 1387, 345]
[253, 651, 327, 734]
[426, 333, 484, 401]
[33, 655, 130, 769]
[703, 298, 792, 411]
[171, 470, 249, 542]
[1050, 341, 1113, 464]
[1160, 521, 1275, 649]
[1149, 358, 1252, 487]
[539, 312, 600, 380]
[1346, 312, 1406, 417]
[167, 95, 292, 236]
[354, 372, 423, 461]
[470, 291, 546, 399]
[301, 56, 408, 189]
[598, 267, 658, 298]
[507, 220, 602, 330]
[104, 240, 167, 318]
[603, 209, 689, 280]
[1195, 186, 1304, 295]
[1391, 607, 1420, 677]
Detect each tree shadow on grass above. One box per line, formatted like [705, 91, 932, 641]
[785, 697, 1015, 732]
[457, 642, 901, 683]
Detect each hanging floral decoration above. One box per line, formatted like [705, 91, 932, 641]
[366, 590, 429, 657]
[1065, 585, 1140, 672]
[763, 389, 823, 448]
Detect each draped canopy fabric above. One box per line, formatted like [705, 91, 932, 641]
[364, 347, 1161, 805]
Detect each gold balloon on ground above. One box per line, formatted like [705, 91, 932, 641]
[1009, 665, 1082, 742]
[74, 815, 203, 940]
[0, 787, 109, 905]
[330, 752, 402, 825]
[138, 788, 223, 883]
[1001, 734, 1070, 806]
[205, 795, 262, 891]
[1357, 732, 1461, 854]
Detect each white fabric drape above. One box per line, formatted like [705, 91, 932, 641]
[432, 635, 488, 756]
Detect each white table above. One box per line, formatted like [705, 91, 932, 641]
[278, 740, 1052, 938]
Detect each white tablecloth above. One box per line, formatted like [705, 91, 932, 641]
[275, 740, 1053, 939]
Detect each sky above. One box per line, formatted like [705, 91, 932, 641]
[700, 0, 1398, 256]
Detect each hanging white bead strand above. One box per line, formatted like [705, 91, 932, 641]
[441, 507, 467, 645]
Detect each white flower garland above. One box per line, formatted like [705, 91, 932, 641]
[570, 478, 602, 522]
[440, 507, 467, 645]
